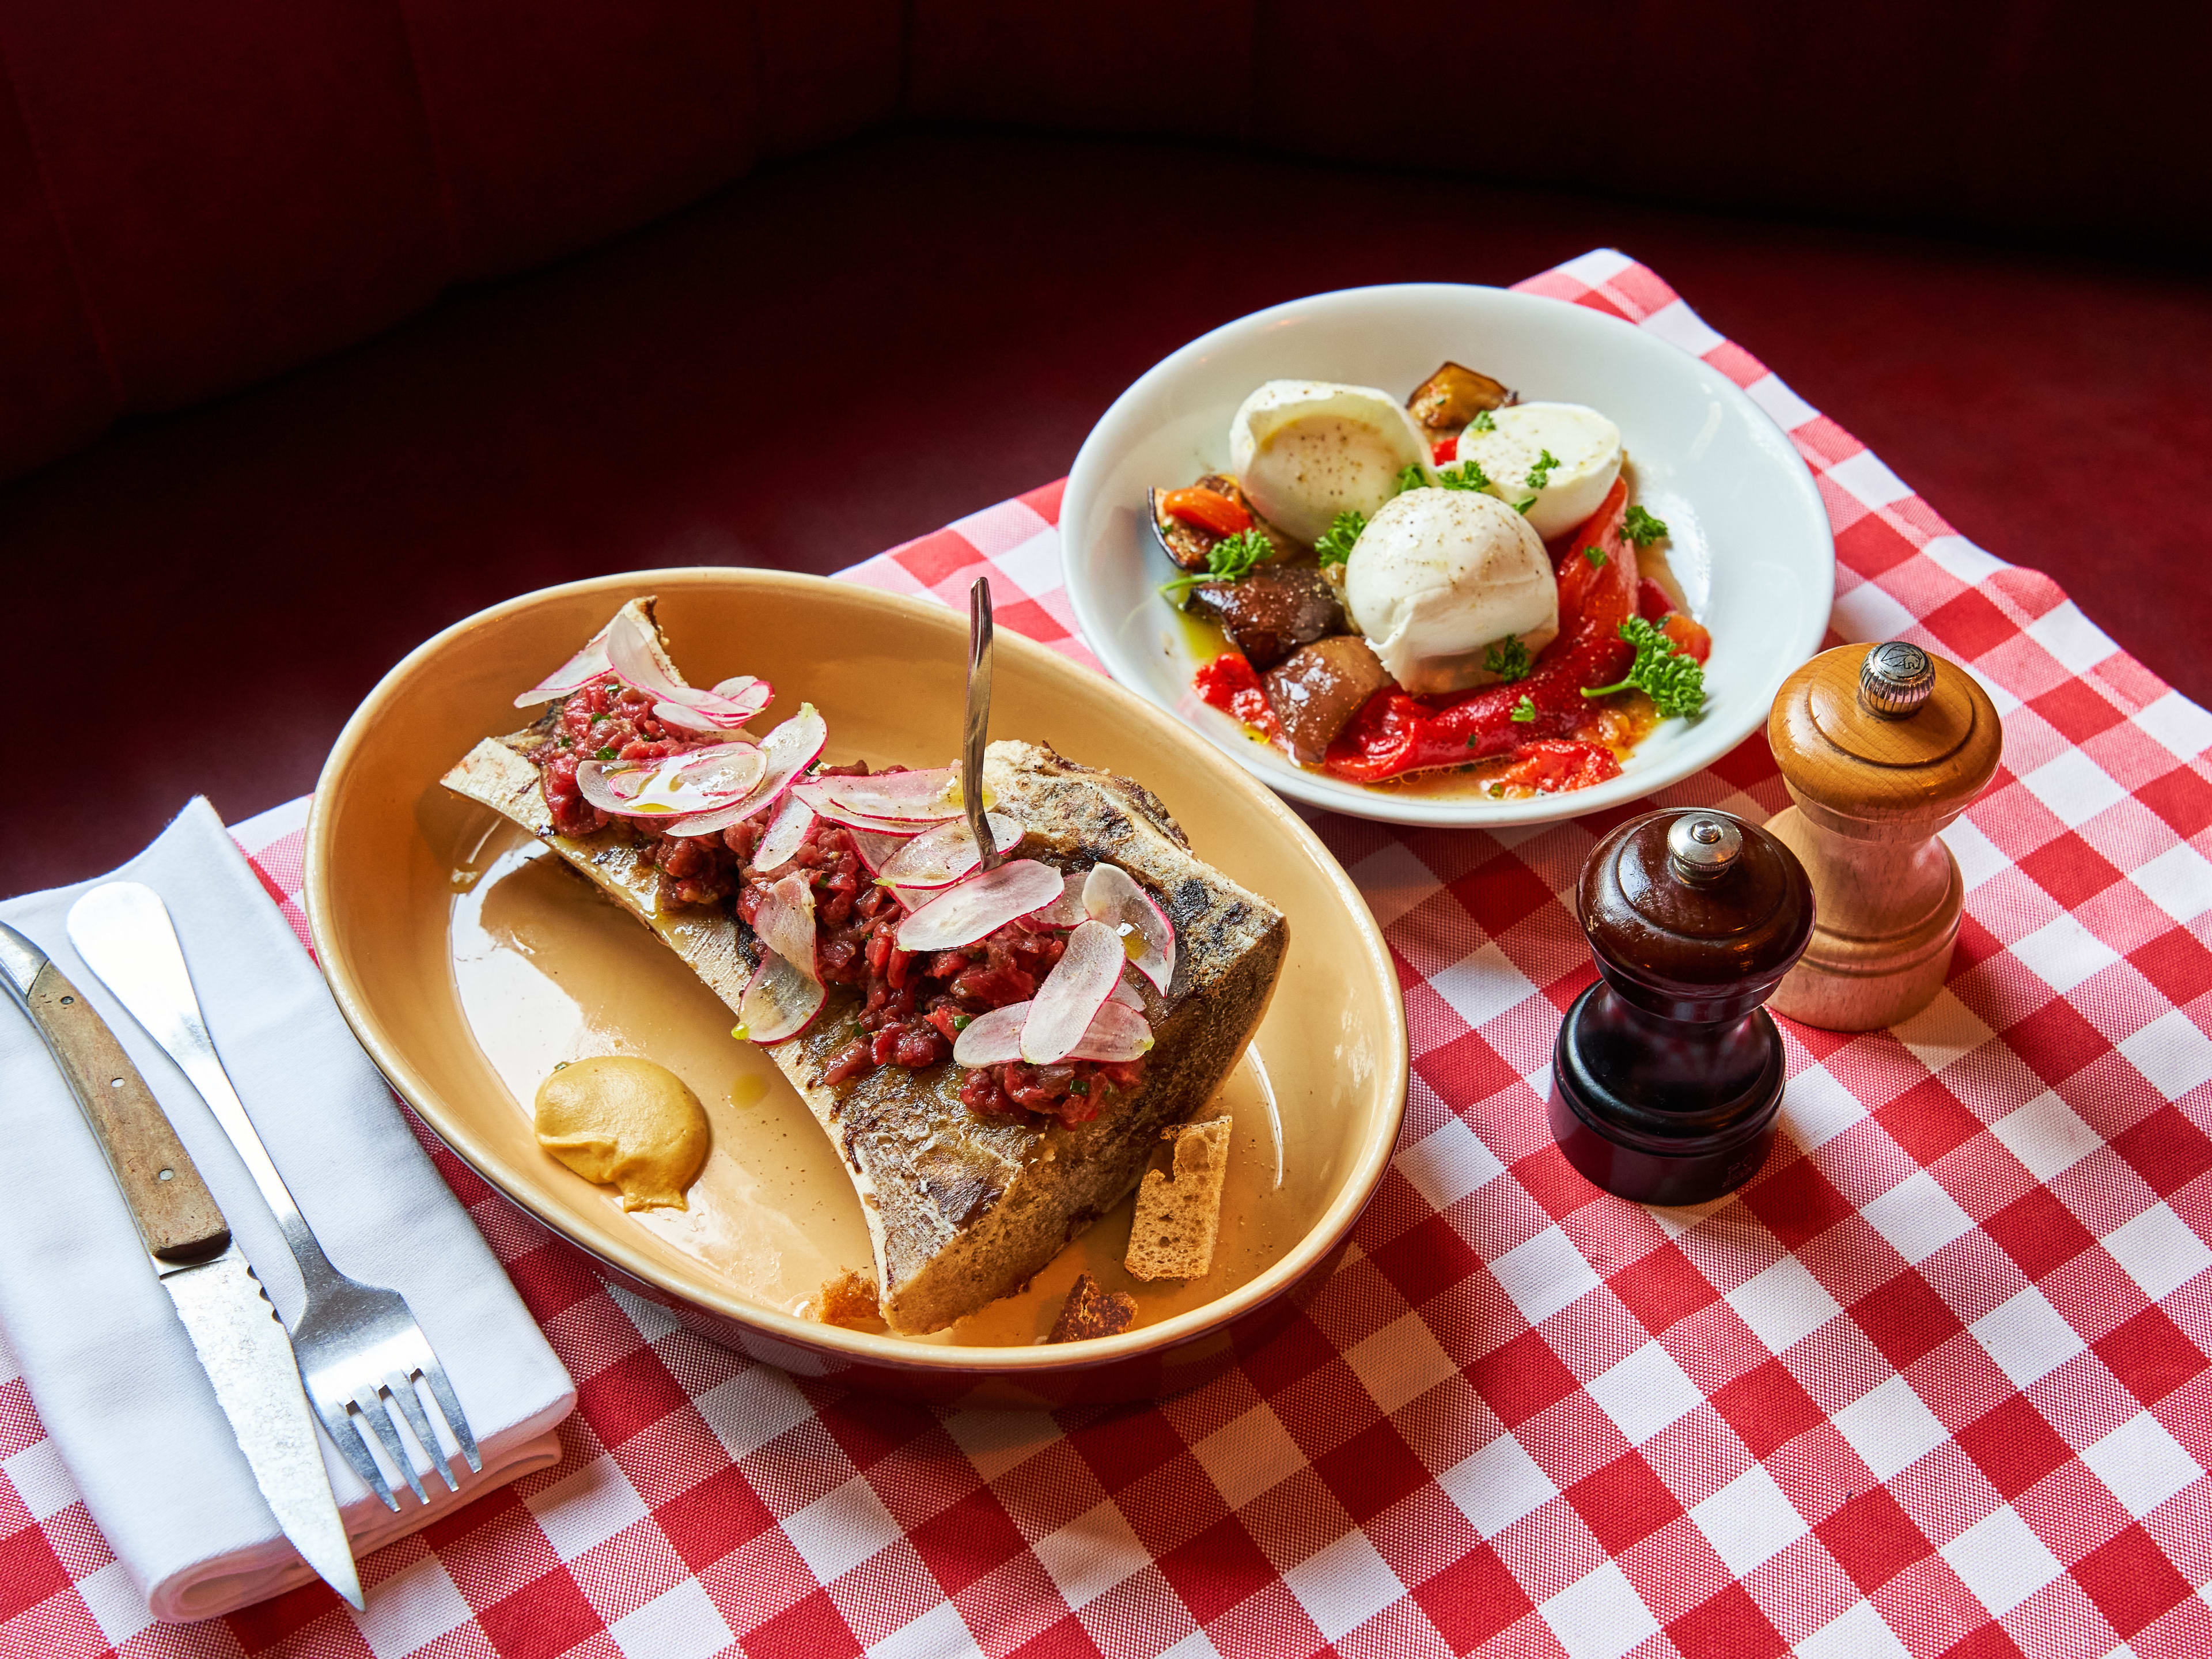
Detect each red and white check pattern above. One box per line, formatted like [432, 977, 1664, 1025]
[6, 249, 2210, 1659]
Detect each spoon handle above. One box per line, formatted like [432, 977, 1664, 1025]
[965, 578, 999, 871]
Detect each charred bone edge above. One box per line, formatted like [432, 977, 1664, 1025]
[439, 616, 1286, 1334]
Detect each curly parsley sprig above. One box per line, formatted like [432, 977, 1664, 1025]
[1315, 510, 1365, 566]
[1581, 616, 1706, 719]
[1437, 460, 1490, 491]
[1160, 527, 1272, 597]
[1484, 635, 1532, 683]
[1394, 463, 1430, 495]
[1623, 505, 1670, 547]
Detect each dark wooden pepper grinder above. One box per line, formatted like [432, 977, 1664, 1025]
[1548, 809, 1816, 1206]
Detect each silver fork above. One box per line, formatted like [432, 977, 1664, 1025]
[66, 881, 483, 1512]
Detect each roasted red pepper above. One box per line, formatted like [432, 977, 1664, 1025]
[1431, 435, 1459, 466]
[1324, 479, 1639, 783]
[1492, 738, 1622, 794]
[1194, 651, 1281, 738]
[1160, 486, 1252, 537]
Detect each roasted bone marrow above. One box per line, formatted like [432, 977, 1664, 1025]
[442, 599, 1286, 1335]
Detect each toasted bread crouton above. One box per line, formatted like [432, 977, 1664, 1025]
[813, 1268, 884, 1331]
[1125, 1115, 1232, 1281]
[1048, 1272, 1138, 1342]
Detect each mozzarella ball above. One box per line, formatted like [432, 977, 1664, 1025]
[1229, 380, 1432, 544]
[1343, 490, 1558, 695]
[1454, 402, 1622, 540]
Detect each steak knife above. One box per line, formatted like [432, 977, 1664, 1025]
[0, 921, 364, 1611]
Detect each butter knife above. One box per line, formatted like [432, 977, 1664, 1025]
[0, 922, 363, 1611]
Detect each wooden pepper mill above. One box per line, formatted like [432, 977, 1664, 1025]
[1550, 810, 1816, 1205]
[1765, 641, 2002, 1032]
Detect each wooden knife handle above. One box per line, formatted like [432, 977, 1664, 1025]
[20, 960, 230, 1263]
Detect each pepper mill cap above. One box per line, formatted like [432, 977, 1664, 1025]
[1859, 642, 1936, 717]
[1768, 641, 2003, 832]
[1578, 809, 1815, 1017]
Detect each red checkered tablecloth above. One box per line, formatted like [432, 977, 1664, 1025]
[7, 249, 2211, 1659]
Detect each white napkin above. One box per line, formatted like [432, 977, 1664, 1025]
[0, 799, 575, 1622]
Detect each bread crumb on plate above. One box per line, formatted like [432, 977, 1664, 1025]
[1126, 1115, 1232, 1281]
[813, 1268, 885, 1331]
[1048, 1272, 1138, 1342]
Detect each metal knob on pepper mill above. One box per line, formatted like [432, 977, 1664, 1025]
[1764, 640, 2002, 1032]
[1549, 808, 1815, 1206]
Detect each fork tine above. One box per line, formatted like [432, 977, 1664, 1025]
[413, 1351, 483, 1474]
[385, 1370, 458, 1493]
[355, 1384, 429, 1505]
[316, 1393, 399, 1512]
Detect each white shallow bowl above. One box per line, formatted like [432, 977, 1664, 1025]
[1060, 283, 1835, 827]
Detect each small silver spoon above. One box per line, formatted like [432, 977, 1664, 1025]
[964, 578, 999, 872]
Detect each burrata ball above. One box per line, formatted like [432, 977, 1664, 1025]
[1343, 490, 1558, 695]
[1229, 380, 1433, 544]
[535, 1055, 710, 1212]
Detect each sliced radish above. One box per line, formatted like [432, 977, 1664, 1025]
[1083, 863, 1176, 993]
[952, 1002, 1029, 1067]
[895, 859, 1065, 952]
[877, 814, 1024, 890]
[707, 675, 774, 717]
[749, 794, 813, 873]
[807, 767, 965, 825]
[950, 996, 1153, 1068]
[882, 883, 938, 913]
[575, 742, 766, 819]
[1033, 869, 1088, 927]
[752, 873, 819, 982]
[789, 780, 933, 835]
[665, 704, 827, 838]
[514, 627, 612, 707]
[1068, 998, 1153, 1063]
[1021, 919, 1124, 1064]
[844, 826, 913, 876]
[737, 949, 825, 1044]
[604, 609, 764, 730]
[1108, 975, 1145, 1011]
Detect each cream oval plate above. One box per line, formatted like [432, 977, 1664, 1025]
[307, 571, 1407, 1380]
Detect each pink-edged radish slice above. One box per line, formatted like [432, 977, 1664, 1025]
[1033, 869, 1088, 927]
[752, 873, 819, 982]
[1108, 974, 1145, 1011]
[1067, 998, 1153, 1063]
[895, 859, 1065, 952]
[654, 674, 771, 734]
[950, 995, 1154, 1069]
[877, 813, 1023, 890]
[749, 793, 813, 873]
[737, 949, 825, 1044]
[1082, 863, 1175, 993]
[787, 780, 929, 835]
[575, 742, 766, 818]
[882, 884, 938, 914]
[806, 767, 967, 825]
[951, 1001, 1029, 1067]
[513, 627, 612, 707]
[707, 675, 773, 717]
[665, 704, 827, 838]
[603, 609, 763, 729]
[1021, 919, 1124, 1064]
[844, 826, 912, 876]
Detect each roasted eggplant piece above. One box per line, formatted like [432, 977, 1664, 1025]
[1185, 565, 1346, 672]
[1147, 474, 1301, 571]
[1264, 635, 1394, 764]
[1147, 474, 1251, 571]
[1406, 362, 1514, 436]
